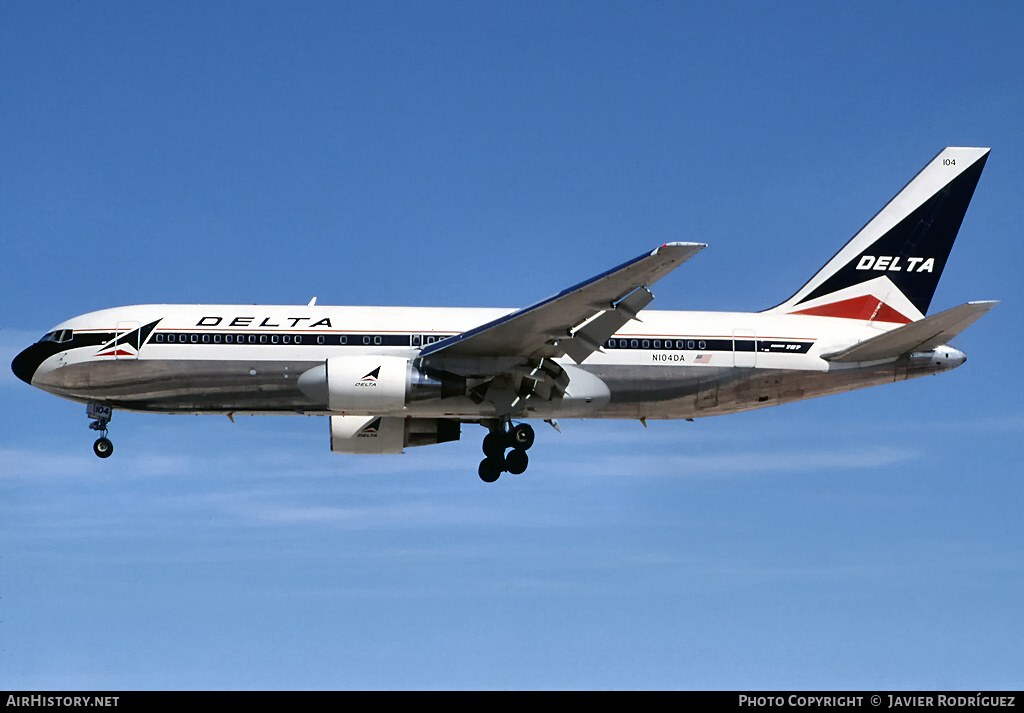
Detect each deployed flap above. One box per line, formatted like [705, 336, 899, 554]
[420, 242, 704, 361]
[562, 286, 653, 363]
[822, 300, 997, 362]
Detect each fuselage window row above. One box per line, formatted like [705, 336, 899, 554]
[144, 332, 809, 353]
[603, 338, 811, 353]
[605, 338, 721, 350]
[149, 333, 450, 347]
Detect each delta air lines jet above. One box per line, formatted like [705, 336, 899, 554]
[12, 147, 996, 481]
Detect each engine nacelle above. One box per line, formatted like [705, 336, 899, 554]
[298, 355, 465, 413]
[330, 415, 461, 454]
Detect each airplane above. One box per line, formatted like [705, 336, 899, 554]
[12, 147, 996, 482]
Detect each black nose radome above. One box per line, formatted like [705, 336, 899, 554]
[11, 345, 46, 385]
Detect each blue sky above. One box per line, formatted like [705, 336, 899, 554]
[2, 1, 1022, 690]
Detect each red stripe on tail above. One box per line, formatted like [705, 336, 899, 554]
[791, 295, 912, 323]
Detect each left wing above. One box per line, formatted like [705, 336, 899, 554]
[419, 242, 704, 365]
[822, 300, 997, 362]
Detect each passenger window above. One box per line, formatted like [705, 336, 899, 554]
[699, 340, 706, 349]
[317, 336, 325, 345]
[630, 339, 638, 348]
[340, 336, 347, 345]
[653, 340, 661, 349]
[271, 335, 279, 344]
[214, 335, 222, 343]
[687, 340, 695, 349]
[259, 335, 267, 344]
[374, 336, 381, 345]
[295, 336, 302, 344]
[202, 335, 210, 343]
[363, 336, 370, 345]
[283, 335, 291, 344]
[641, 340, 650, 349]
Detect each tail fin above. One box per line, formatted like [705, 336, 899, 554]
[768, 147, 989, 323]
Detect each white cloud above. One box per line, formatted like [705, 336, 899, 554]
[548, 445, 920, 478]
[238, 499, 498, 529]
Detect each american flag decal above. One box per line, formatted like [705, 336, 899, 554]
[694, 354, 712, 364]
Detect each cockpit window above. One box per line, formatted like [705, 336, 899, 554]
[39, 329, 73, 344]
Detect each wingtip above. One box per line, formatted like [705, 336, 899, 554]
[655, 241, 707, 255]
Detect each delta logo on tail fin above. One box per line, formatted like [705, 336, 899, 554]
[767, 147, 989, 323]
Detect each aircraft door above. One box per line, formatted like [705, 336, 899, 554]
[114, 321, 141, 359]
[732, 329, 756, 368]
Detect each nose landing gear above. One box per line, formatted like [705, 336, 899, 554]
[87, 404, 114, 458]
[478, 421, 534, 482]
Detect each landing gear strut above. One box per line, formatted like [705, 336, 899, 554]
[88, 404, 114, 458]
[478, 421, 534, 482]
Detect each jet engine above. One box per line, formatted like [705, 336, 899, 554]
[298, 355, 465, 413]
[330, 415, 461, 454]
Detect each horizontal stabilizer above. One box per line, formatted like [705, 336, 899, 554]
[822, 300, 997, 362]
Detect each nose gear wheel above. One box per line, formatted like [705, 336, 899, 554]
[87, 404, 114, 459]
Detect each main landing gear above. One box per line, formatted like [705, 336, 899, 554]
[87, 404, 114, 458]
[478, 421, 535, 483]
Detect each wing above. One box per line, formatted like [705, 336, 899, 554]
[822, 300, 997, 362]
[420, 242, 704, 365]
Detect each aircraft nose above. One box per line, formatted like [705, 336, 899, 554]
[11, 345, 44, 385]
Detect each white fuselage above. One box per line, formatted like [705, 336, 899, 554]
[21, 303, 965, 422]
